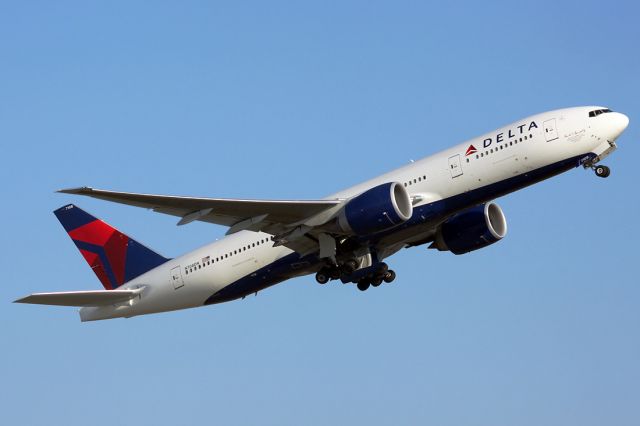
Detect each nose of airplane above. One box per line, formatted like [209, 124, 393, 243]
[608, 112, 629, 141]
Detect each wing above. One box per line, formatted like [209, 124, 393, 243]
[58, 187, 345, 254]
[14, 289, 142, 307]
[58, 187, 341, 229]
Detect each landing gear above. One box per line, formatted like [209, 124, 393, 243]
[594, 165, 611, 178]
[351, 265, 396, 291]
[357, 280, 370, 291]
[341, 259, 358, 275]
[383, 270, 396, 283]
[316, 260, 397, 291]
[315, 271, 330, 284]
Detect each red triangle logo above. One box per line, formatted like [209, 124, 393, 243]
[465, 145, 477, 156]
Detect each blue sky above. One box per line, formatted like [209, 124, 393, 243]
[1, 1, 639, 425]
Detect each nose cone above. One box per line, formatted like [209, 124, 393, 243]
[608, 112, 629, 141]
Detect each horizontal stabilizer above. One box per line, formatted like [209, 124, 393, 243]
[14, 289, 142, 307]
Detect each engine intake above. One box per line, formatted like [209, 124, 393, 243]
[434, 202, 507, 254]
[338, 182, 413, 236]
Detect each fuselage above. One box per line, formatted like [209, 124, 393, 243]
[80, 106, 629, 321]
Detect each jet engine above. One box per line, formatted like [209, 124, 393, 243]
[432, 202, 507, 254]
[337, 182, 413, 236]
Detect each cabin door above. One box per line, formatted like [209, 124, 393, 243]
[448, 154, 463, 178]
[544, 118, 559, 142]
[171, 266, 184, 290]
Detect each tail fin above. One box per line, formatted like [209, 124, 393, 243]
[54, 204, 170, 289]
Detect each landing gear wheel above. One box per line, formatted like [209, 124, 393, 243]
[341, 259, 358, 275]
[371, 277, 383, 287]
[594, 165, 610, 178]
[315, 271, 330, 284]
[383, 270, 396, 284]
[330, 269, 341, 280]
[357, 280, 370, 292]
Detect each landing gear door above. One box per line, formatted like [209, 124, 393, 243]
[544, 118, 559, 142]
[171, 266, 184, 290]
[448, 154, 463, 178]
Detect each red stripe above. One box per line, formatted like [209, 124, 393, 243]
[79, 249, 112, 289]
[69, 220, 115, 246]
[104, 233, 129, 286]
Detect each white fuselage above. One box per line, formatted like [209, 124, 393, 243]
[80, 106, 628, 321]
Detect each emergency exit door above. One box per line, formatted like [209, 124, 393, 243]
[448, 154, 463, 178]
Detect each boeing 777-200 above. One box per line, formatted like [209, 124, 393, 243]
[15, 106, 629, 321]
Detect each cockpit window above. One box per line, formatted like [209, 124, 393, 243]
[588, 108, 613, 118]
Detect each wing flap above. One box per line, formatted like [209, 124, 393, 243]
[14, 289, 142, 307]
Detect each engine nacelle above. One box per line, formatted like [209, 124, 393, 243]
[338, 182, 413, 236]
[434, 202, 507, 255]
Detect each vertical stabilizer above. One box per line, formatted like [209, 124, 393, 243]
[54, 204, 169, 289]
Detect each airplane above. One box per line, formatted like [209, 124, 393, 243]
[15, 106, 629, 321]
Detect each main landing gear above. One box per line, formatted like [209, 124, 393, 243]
[356, 269, 396, 291]
[315, 261, 396, 291]
[315, 271, 330, 285]
[594, 165, 611, 178]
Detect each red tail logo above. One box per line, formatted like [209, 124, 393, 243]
[54, 204, 169, 290]
[465, 145, 477, 156]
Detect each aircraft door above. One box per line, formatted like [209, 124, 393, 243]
[448, 154, 463, 178]
[543, 118, 559, 142]
[171, 266, 184, 290]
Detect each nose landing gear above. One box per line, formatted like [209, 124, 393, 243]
[594, 165, 611, 178]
